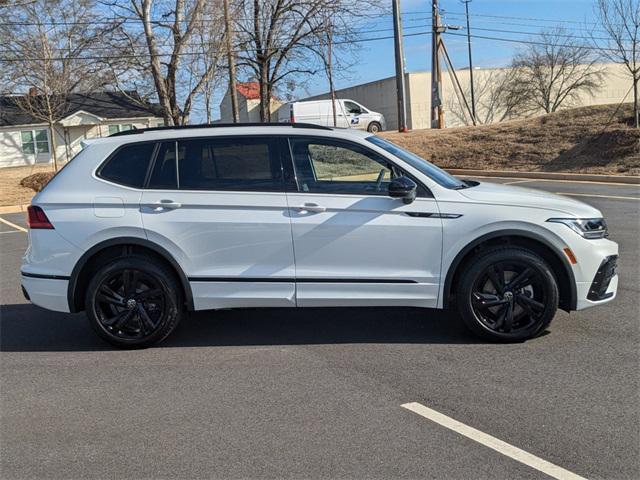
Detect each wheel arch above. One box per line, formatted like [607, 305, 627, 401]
[68, 237, 194, 313]
[443, 230, 577, 312]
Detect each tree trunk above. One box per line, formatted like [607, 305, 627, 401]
[48, 121, 58, 172]
[327, 38, 337, 127]
[634, 77, 639, 128]
[259, 61, 270, 122]
[224, 0, 239, 123]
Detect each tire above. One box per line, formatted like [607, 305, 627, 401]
[367, 121, 382, 133]
[85, 255, 182, 348]
[455, 247, 559, 342]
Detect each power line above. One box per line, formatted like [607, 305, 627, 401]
[444, 30, 616, 53]
[0, 23, 430, 55]
[0, 30, 434, 63]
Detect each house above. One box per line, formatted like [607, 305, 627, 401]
[219, 81, 282, 123]
[301, 63, 630, 131]
[0, 91, 164, 168]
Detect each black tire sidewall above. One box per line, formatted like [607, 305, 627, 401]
[457, 248, 559, 342]
[85, 256, 181, 348]
[367, 122, 381, 133]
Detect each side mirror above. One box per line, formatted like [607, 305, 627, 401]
[388, 176, 417, 204]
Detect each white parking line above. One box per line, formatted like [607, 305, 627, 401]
[504, 180, 533, 185]
[401, 402, 588, 480]
[556, 192, 640, 201]
[0, 216, 27, 233]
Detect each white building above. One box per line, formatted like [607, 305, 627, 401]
[219, 82, 282, 123]
[302, 63, 631, 131]
[0, 91, 164, 168]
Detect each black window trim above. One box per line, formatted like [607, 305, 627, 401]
[284, 135, 433, 198]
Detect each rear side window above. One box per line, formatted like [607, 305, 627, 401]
[148, 137, 283, 191]
[99, 143, 155, 188]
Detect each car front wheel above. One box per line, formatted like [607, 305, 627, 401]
[85, 255, 182, 348]
[456, 247, 559, 342]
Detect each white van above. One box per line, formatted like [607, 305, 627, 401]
[279, 99, 386, 132]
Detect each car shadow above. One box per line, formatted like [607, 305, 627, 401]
[0, 303, 485, 352]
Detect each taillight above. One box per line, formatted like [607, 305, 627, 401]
[290, 108, 295, 123]
[27, 205, 54, 229]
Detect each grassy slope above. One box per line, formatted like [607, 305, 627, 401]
[381, 103, 640, 176]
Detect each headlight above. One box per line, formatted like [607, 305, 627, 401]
[547, 218, 608, 239]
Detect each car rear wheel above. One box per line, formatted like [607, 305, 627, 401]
[85, 256, 182, 348]
[456, 247, 559, 342]
[367, 121, 382, 133]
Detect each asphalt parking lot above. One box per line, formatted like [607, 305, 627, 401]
[1, 178, 638, 480]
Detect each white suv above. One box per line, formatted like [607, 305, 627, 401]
[21, 123, 619, 348]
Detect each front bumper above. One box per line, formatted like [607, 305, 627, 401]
[574, 253, 619, 311]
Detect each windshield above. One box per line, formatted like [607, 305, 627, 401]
[366, 136, 467, 189]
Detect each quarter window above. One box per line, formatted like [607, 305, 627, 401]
[21, 129, 50, 154]
[99, 142, 155, 188]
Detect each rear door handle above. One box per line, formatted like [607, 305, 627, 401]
[294, 203, 326, 213]
[146, 200, 182, 211]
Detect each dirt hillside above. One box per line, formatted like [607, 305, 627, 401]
[381, 103, 640, 176]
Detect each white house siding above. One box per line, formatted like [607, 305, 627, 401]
[0, 117, 161, 168]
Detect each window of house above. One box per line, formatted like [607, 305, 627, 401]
[108, 124, 133, 135]
[21, 129, 50, 155]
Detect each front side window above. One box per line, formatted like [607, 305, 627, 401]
[289, 137, 401, 196]
[148, 137, 283, 191]
[21, 129, 49, 154]
[366, 136, 466, 189]
[344, 101, 362, 115]
[99, 142, 155, 188]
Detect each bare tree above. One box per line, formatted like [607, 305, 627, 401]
[234, 0, 335, 122]
[306, 2, 383, 126]
[0, 0, 115, 170]
[593, 0, 640, 127]
[107, 0, 225, 125]
[446, 68, 530, 125]
[511, 28, 605, 115]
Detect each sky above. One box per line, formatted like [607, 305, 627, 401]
[301, 0, 599, 97]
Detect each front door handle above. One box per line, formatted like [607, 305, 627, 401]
[146, 200, 182, 211]
[294, 203, 326, 213]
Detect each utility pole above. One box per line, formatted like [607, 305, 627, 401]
[223, 0, 239, 123]
[431, 0, 445, 129]
[462, 0, 476, 122]
[392, 0, 408, 132]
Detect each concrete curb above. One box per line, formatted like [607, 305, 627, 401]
[446, 169, 640, 185]
[0, 205, 28, 215]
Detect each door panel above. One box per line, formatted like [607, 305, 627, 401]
[140, 137, 296, 310]
[286, 136, 443, 307]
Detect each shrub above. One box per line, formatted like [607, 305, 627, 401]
[20, 172, 55, 192]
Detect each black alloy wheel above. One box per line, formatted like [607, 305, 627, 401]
[457, 248, 559, 342]
[86, 256, 182, 348]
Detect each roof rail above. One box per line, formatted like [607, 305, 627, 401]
[109, 122, 333, 137]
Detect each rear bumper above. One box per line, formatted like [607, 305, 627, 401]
[20, 273, 70, 313]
